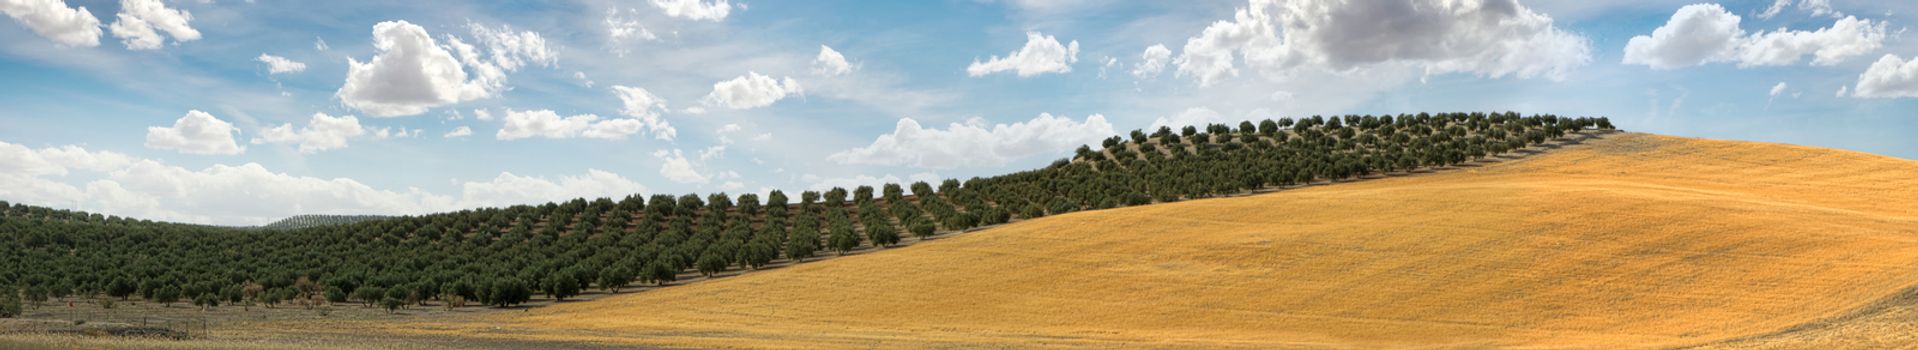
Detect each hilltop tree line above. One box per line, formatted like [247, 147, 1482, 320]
[0, 112, 1612, 314]
[256, 214, 391, 231]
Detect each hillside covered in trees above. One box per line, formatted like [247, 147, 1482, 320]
[0, 112, 1611, 315]
[256, 215, 393, 231]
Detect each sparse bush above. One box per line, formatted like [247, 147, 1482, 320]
[0, 289, 20, 318]
[909, 220, 935, 239]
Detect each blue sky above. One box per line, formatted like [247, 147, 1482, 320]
[2, 0, 1915, 225]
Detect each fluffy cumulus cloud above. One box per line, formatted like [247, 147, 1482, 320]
[1852, 54, 1918, 99]
[145, 110, 243, 155]
[256, 53, 306, 74]
[1132, 43, 1172, 78]
[337, 21, 555, 117]
[702, 72, 802, 109]
[496, 109, 645, 140]
[828, 113, 1115, 169]
[1737, 17, 1886, 67]
[651, 0, 730, 21]
[611, 85, 676, 140]
[1173, 0, 1588, 87]
[815, 44, 853, 76]
[250, 113, 368, 154]
[653, 149, 707, 184]
[0, 140, 657, 225]
[0, 141, 441, 224]
[107, 0, 199, 50]
[967, 31, 1079, 77]
[1621, 4, 1740, 70]
[1623, 4, 1884, 69]
[337, 21, 482, 117]
[0, 0, 103, 47]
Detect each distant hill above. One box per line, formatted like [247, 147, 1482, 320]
[255, 214, 390, 230]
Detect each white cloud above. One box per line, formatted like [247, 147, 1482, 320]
[0, 143, 131, 178]
[1769, 82, 1788, 97]
[337, 21, 554, 117]
[1737, 16, 1886, 67]
[456, 169, 649, 209]
[604, 7, 657, 57]
[1132, 43, 1171, 78]
[250, 112, 367, 154]
[496, 109, 645, 140]
[256, 53, 306, 74]
[698, 145, 725, 161]
[472, 108, 492, 121]
[611, 85, 676, 140]
[653, 149, 707, 184]
[702, 72, 802, 109]
[443, 126, 473, 138]
[828, 113, 1115, 169]
[0, 141, 445, 225]
[574, 71, 594, 87]
[1, 140, 660, 225]
[802, 172, 940, 192]
[337, 21, 486, 117]
[815, 44, 853, 76]
[1149, 107, 1227, 130]
[1836, 85, 1848, 97]
[314, 36, 328, 51]
[145, 110, 243, 155]
[1759, 0, 1789, 19]
[1852, 54, 1918, 98]
[107, 0, 199, 50]
[1173, 0, 1588, 87]
[1759, 0, 1839, 20]
[967, 31, 1079, 77]
[466, 22, 557, 72]
[444, 23, 555, 107]
[713, 123, 746, 144]
[1096, 56, 1118, 79]
[1622, 4, 1740, 70]
[0, 0, 103, 47]
[605, 7, 656, 41]
[369, 126, 418, 139]
[651, 0, 730, 21]
[1624, 4, 1884, 69]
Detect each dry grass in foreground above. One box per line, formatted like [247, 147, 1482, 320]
[337, 132, 1918, 349]
[17, 132, 1918, 349]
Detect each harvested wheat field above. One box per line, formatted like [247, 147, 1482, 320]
[370, 132, 1918, 349]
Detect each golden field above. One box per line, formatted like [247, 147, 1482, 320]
[339, 132, 1917, 349]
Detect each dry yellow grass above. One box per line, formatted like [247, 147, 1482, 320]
[370, 132, 1918, 349]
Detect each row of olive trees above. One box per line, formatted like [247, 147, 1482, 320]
[0, 113, 1611, 315]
